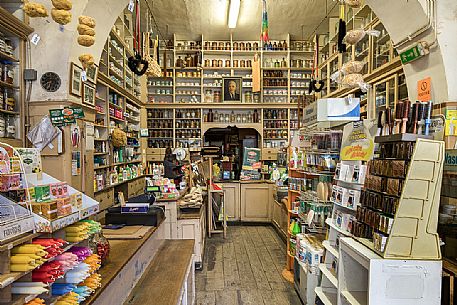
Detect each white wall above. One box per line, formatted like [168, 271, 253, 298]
[367, 0, 456, 103]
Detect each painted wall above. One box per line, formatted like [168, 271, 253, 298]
[366, 0, 456, 103]
[27, 0, 129, 102]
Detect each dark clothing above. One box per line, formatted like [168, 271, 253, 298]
[164, 159, 179, 179]
[225, 92, 240, 101]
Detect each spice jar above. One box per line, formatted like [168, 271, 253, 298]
[212, 59, 218, 67]
[211, 42, 217, 50]
[225, 60, 231, 68]
[218, 59, 223, 67]
[240, 60, 246, 67]
[246, 42, 252, 50]
[233, 42, 239, 50]
[218, 42, 224, 50]
[253, 42, 259, 50]
[240, 42, 245, 51]
[214, 91, 221, 103]
[204, 41, 210, 50]
[225, 42, 231, 50]
[233, 60, 239, 68]
[204, 59, 211, 67]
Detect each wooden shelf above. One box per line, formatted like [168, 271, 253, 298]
[0, 50, 18, 62]
[0, 80, 19, 90]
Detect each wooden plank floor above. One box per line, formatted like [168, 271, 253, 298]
[196, 226, 302, 305]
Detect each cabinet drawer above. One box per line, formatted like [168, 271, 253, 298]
[146, 154, 163, 162]
[146, 148, 166, 155]
[262, 148, 278, 160]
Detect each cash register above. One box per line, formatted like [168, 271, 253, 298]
[105, 186, 165, 226]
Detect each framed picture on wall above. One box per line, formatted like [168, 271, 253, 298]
[83, 83, 95, 106]
[222, 77, 242, 102]
[70, 63, 82, 97]
[86, 64, 98, 84]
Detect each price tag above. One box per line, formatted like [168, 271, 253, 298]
[81, 70, 87, 82]
[128, 0, 135, 12]
[31, 33, 41, 45]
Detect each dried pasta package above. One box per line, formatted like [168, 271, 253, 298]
[78, 54, 94, 69]
[77, 24, 95, 36]
[341, 73, 370, 92]
[51, 0, 72, 10]
[338, 0, 363, 8]
[51, 8, 72, 25]
[344, 29, 380, 45]
[78, 16, 96, 28]
[331, 61, 366, 82]
[23, 2, 48, 18]
[77, 35, 95, 47]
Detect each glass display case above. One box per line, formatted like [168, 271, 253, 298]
[372, 21, 392, 71]
[373, 74, 407, 117]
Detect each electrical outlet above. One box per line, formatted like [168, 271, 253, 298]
[24, 69, 38, 81]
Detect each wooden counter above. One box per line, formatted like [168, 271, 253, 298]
[124, 240, 195, 305]
[85, 222, 165, 305]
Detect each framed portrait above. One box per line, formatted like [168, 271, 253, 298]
[222, 77, 242, 103]
[70, 63, 82, 97]
[86, 64, 98, 84]
[83, 83, 96, 106]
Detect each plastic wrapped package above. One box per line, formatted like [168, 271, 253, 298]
[331, 61, 366, 82]
[344, 29, 380, 45]
[341, 73, 371, 92]
[338, 0, 363, 8]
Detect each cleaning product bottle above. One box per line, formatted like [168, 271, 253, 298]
[292, 219, 301, 236]
[289, 219, 295, 234]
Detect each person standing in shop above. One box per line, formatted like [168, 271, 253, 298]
[164, 147, 183, 182]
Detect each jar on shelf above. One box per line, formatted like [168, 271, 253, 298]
[240, 60, 246, 68]
[225, 60, 231, 67]
[246, 42, 252, 50]
[233, 60, 239, 68]
[211, 41, 217, 50]
[253, 42, 259, 50]
[204, 41, 210, 50]
[233, 42, 239, 50]
[244, 91, 252, 103]
[205, 90, 213, 103]
[212, 59, 218, 67]
[240, 42, 245, 51]
[246, 60, 252, 67]
[218, 59, 223, 67]
[225, 42, 231, 50]
[214, 91, 221, 103]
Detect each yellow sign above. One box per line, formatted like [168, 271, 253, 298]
[340, 121, 375, 161]
[445, 110, 457, 136]
[417, 77, 431, 102]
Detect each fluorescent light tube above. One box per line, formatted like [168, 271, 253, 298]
[228, 0, 241, 29]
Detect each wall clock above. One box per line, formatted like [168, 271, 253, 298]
[40, 72, 61, 92]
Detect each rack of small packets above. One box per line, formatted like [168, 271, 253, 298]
[0, 144, 99, 233]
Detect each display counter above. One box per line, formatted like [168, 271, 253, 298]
[154, 188, 206, 267]
[215, 180, 275, 222]
[85, 221, 166, 305]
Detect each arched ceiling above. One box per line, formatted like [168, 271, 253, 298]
[143, 0, 339, 41]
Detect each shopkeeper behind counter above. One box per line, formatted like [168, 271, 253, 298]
[164, 147, 183, 183]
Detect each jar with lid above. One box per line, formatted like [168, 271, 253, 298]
[244, 91, 252, 103]
[240, 42, 245, 51]
[214, 91, 221, 103]
[205, 90, 213, 103]
[219, 113, 224, 122]
[240, 60, 246, 68]
[211, 41, 217, 50]
[204, 41, 210, 50]
[218, 42, 224, 50]
[253, 42, 259, 50]
[233, 42, 239, 50]
[281, 58, 287, 67]
[3, 65, 13, 84]
[253, 109, 259, 122]
[225, 42, 231, 50]
[214, 111, 219, 122]
[230, 111, 236, 123]
[176, 56, 184, 68]
[185, 55, 193, 67]
[233, 60, 239, 68]
[225, 113, 230, 123]
[218, 59, 223, 68]
[225, 60, 231, 68]
[246, 42, 252, 50]
[212, 59, 218, 67]
[236, 114, 242, 123]
[246, 60, 252, 67]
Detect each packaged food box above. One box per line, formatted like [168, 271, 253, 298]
[50, 182, 69, 199]
[35, 185, 51, 202]
[0, 173, 21, 191]
[56, 197, 72, 217]
[32, 201, 58, 220]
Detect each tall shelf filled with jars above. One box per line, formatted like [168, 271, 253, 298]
[145, 33, 315, 154]
[0, 7, 33, 147]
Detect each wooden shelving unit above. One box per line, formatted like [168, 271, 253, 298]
[0, 7, 33, 147]
[317, 5, 407, 121]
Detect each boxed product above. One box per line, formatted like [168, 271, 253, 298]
[70, 193, 83, 209]
[331, 185, 343, 203]
[35, 185, 51, 202]
[56, 197, 72, 217]
[9, 158, 21, 173]
[342, 189, 361, 209]
[32, 201, 58, 220]
[0, 173, 21, 191]
[50, 182, 69, 199]
[373, 232, 388, 253]
[353, 164, 367, 184]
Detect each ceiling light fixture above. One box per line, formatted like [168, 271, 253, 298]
[228, 0, 241, 29]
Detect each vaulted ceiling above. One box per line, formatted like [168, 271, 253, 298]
[143, 0, 339, 41]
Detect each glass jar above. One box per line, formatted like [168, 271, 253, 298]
[240, 60, 246, 67]
[225, 60, 231, 67]
[240, 42, 245, 50]
[233, 42, 239, 50]
[233, 60, 239, 68]
[230, 111, 236, 123]
[212, 59, 218, 67]
[205, 90, 213, 103]
[244, 91, 252, 103]
[211, 42, 217, 50]
[253, 42, 259, 50]
[225, 42, 231, 50]
[214, 91, 221, 103]
[218, 42, 224, 50]
[218, 59, 223, 67]
[236, 114, 242, 123]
